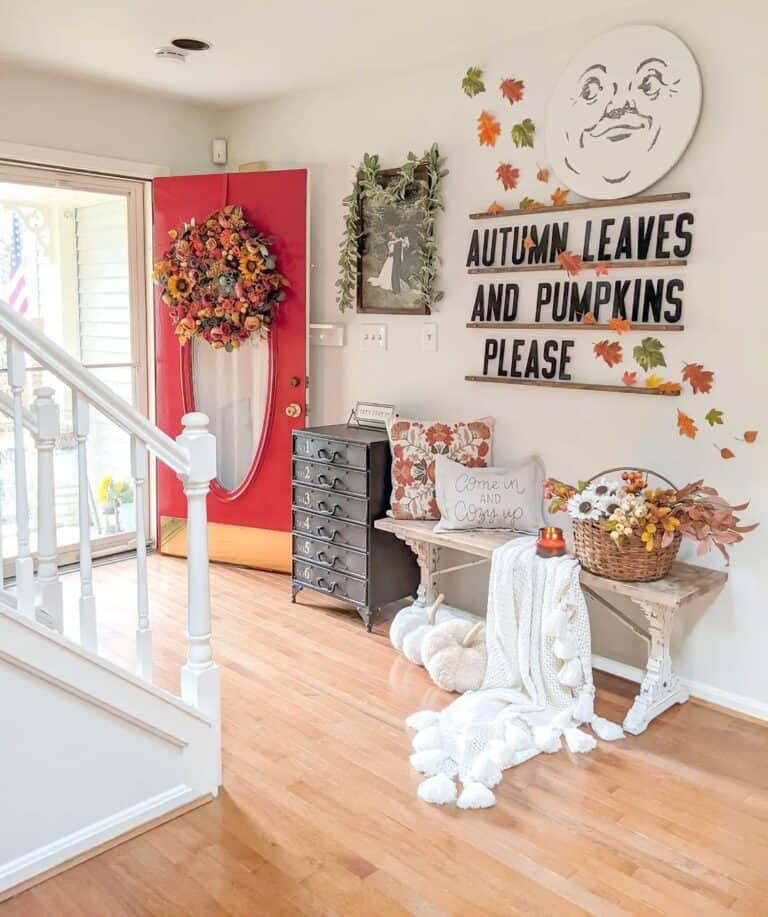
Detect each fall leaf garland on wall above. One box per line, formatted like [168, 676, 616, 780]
[336, 145, 447, 312]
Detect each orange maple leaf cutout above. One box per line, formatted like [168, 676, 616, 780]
[477, 111, 501, 147]
[658, 381, 682, 395]
[622, 371, 637, 386]
[681, 362, 714, 394]
[595, 262, 609, 276]
[550, 187, 570, 206]
[500, 78, 525, 104]
[594, 340, 623, 367]
[536, 167, 549, 183]
[487, 201, 504, 215]
[496, 163, 520, 190]
[608, 317, 631, 334]
[556, 251, 583, 277]
[677, 410, 698, 439]
[743, 430, 759, 443]
[522, 235, 535, 250]
[581, 311, 597, 324]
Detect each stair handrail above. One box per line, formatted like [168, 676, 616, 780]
[0, 299, 188, 475]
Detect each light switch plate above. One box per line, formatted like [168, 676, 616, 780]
[421, 322, 438, 351]
[360, 323, 387, 351]
[309, 323, 343, 347]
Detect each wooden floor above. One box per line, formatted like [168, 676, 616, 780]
[2, 554, 767, 916]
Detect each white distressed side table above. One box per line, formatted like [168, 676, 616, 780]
[374, 518, 727, 735]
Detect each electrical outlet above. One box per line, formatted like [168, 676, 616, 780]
[360, 323, 387, 351]
[421, 322, 438, 351]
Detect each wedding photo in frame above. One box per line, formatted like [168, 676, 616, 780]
[356, 164, 432, 315]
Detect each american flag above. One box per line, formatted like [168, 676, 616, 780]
[7, 212, 29, 315]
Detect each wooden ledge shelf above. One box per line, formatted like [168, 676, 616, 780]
[469, 191, 691, 220]
[466, 322, 685, 332]
[464, 375, 681, 395]
[468, 258, 686, 275]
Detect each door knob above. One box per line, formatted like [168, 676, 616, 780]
[289, 376, 300, 387]
[285, 402, 302, 418]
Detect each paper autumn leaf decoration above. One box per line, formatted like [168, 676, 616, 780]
[510, 118, 536, 148]
[608, 317, 631, 334]
[622, 371, 637, 386]
[595, 262, 609, 276]
[487, 201, 504, 215]
[556, 250, 583, 277]
[523, 235, 535, 250]
[705, 408, 724, 427]
[461, 66, 485, 97]
[536, 167, 549, 183]
[550, 187, 570, 207]
[658, 381, 682, 395]
[717, 445, 735, 459]
[645, 374, 663, 389]
[496, 163, 520, 190]
[594, 340, 623, 367]
[633, 337, 666, 371]
[581, 311, 597, 324]
[743, 430, 759, 443]
[682, 362, 714, 395]
[477, 111, 501, 147]
[519, 197, 543, 211]
[500, 78, 525, 104]
[677, 410, 698, 439]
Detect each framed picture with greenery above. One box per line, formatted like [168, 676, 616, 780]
[336, 146, 447, 315]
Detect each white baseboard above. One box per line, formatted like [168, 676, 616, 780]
[0, 784, 199, 894]
[592, 654, 768, 723]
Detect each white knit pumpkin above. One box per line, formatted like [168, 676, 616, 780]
[422, 620, 487, 693]
[402, 594, 446, 665]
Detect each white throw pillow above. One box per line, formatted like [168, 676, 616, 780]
[433, 454, 545, 534]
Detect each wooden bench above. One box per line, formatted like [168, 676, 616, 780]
[374, 517, 728, 734]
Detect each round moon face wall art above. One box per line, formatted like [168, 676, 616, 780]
[546, 26, 702, 200]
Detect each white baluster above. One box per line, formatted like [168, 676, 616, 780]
[33, 386, 62, 631]
[131, 437, 151, 680]
[177, 412, 220, 786]
[73, 393, 97, 651]
[7, 341, 34, 618]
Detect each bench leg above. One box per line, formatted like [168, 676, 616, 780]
[405, 539, 441, 608]
[624, 600, 689, 735]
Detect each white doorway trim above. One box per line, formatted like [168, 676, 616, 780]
[0, 140, 168, 181]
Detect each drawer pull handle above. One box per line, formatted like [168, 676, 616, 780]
[316, 525, 339, 541]
[317, 447, 342, 462]
[318, 501, 342, 516]
[318, 474, 342, 489]
[317, 551, 338, 568]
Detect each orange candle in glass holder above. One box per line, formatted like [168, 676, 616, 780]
[536, 526, 566, 558]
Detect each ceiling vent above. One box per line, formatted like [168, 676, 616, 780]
[171, 38, 211, 52]
[154, 46, 187, 64]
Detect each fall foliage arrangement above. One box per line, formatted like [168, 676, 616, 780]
[336, 145, 447, 312]
[544, 470, 756, 581]
[154, 205, 289, 351]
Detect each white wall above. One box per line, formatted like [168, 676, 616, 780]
[222, 0, 768, 713]
[0, 64, 218, 174]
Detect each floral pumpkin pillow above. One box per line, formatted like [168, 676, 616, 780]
[387, 417, 494, 520]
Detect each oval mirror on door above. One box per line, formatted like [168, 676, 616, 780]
[190, 335, 274, 495]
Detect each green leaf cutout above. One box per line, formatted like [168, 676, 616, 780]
[461, 67, 486, 98]
[510, 118, 536, 148]
[705, 408, 724, 427]
[633, 337, 666, 372]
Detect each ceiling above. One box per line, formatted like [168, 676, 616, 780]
[0, 0, 631, 108]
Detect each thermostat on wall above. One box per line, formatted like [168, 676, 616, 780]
[211, 138, 228, 165]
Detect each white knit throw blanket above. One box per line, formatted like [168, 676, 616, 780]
[407, 537, 624, 809]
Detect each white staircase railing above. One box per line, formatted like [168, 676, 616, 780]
[0, 299, 221, 753]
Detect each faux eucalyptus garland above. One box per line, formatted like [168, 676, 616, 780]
[336, 144, 447, 312]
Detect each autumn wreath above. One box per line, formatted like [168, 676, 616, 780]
[153, 204, 289, 351]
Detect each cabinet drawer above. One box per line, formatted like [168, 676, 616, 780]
[291, 510, 368, 552]
[292, 433, 367, 470]
[293, 560, 367, 605]
[292, 535, 367, 579]
[292, 485, 368, 524]
[292, 459, 367, 497]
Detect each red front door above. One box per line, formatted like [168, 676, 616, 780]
[153, 170, 308, 571]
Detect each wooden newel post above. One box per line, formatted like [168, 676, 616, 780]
[33, 386, 63, 631]
[176, 411, 221, 786]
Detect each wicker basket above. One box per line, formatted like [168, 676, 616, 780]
[572, 467, 682, 583]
